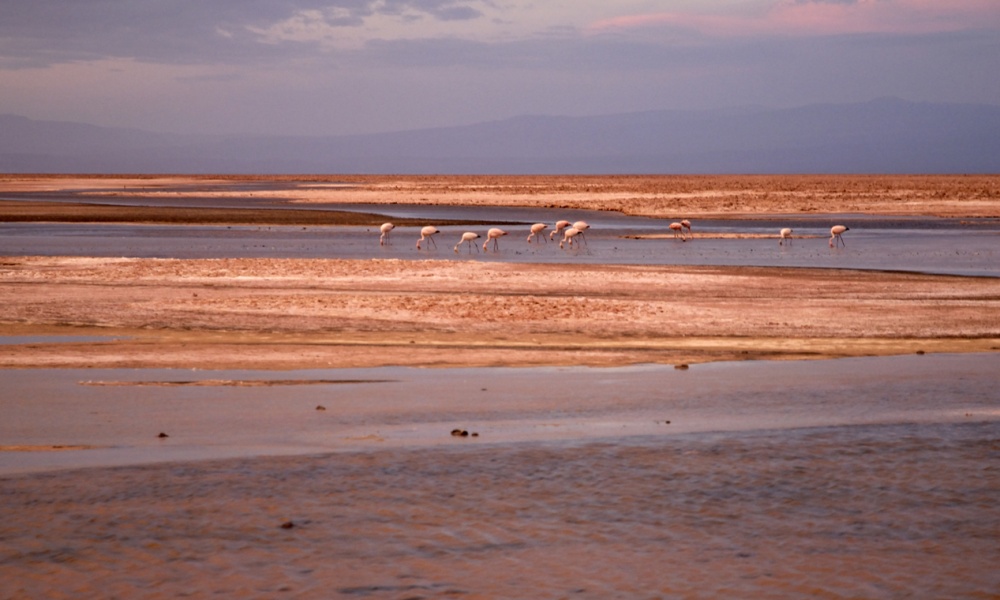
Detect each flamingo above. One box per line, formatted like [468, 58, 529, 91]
[779, 227, 793, 246]
[829, 225, 849, 248]
[559, 227, 582, 249]
[527, 223, 548, 243]
[379, 222, 395, 246]
[571, 221, 590, 245]
[483, 228, 508, 251]
[549, 220, 572, 240]
[416, 226, 439, 250]
[669, 222, 686, 241]
[454, 232, 481, 253]
[681, 219, 692, 238]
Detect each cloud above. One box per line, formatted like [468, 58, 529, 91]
[0, 1, 304, 67]
[3, 0, 998, 137]
[0, 0, 493, 67]
[586, 0, 1000, 38]
[246, 1, 489, 50]
[427, 4, 484, 21]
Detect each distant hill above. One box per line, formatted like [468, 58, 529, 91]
[2, 98, 999, 174]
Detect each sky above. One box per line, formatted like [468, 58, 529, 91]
[2, 0, 999, 136]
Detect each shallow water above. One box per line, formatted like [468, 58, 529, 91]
[3, 194, 1000, 596]
[1, 355, 998, 598]
[1, 203, 998, 276]
[0, 335, 120, 346]
[2, 349, 999, 598]
[2, 354, 997, 473]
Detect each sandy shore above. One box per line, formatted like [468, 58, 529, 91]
[3, 176, 999, 598]
[2, 256, 998, 369]
[2, 174, 999, 369]
[3, 173, 1000, 218]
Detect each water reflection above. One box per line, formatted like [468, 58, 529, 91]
[1, 206, 998, 276]
[2, 353, 997, 474]
[2, 355, 998, 598]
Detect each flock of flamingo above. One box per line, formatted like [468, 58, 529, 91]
[378, 220, 851, 251]
[379, 219, 593, 252]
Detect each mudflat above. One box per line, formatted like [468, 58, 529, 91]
[2, 174, 999, 369]
[3, 175, 999, 599]
[3, 173, 999, 218]
[1, 256, 999, 369]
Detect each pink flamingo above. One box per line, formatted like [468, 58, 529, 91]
[527, 223, 548, 243]
[454, 232, 481, 253]
[681, 219, 692, 238]
[549, 220, 572, 240]
[416, 226, 439, 250]
[779, 228, 793, 246]
[829, 225, 849, 248]
[571, 221, 590, 245]
[483, 228, 508, 251]
[559, 227, 582, 249]
[669, 222, 686, 241]
[379, 222, 395, 246]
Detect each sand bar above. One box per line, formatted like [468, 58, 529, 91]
[2, 174, 999, 369]
[3, 173, 1000, 218]
[2, 175, 999, 598]
[2, 256, 998, 369]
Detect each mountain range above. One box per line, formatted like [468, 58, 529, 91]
[2, 98, 998, 174]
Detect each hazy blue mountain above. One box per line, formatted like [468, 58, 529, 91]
[2, 98, 998, 174]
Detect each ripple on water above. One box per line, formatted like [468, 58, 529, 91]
[2, 420, 998, 598]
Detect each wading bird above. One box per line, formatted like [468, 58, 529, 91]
[779, 228, 793, 246]
[571, 221, 590, 245]
[559, 227, 582, 249]
[527, 223, 548, 243]
[549, 220, 572, 240]
[483, 228, 508, 251]
[669, 222, 686, 241]
[830, 225, 849, 248]
[454, 232, 481, 253]
[681, 219, 692, 238]
[379, 222, 395, 246]
[416, 226, 439, 250]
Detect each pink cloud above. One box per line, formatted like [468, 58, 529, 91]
[586, 1, 1000, 38]
[768, 0, 1000, 36]
[585, 12, 734, 36]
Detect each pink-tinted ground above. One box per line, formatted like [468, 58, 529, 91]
[2, 175, 999, 598]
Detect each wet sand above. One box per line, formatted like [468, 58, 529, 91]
[4, 173, 999, 218]
[3, 420, 998, 598]
[2, 256, 998, 370]
[2, 175, 999, 598]
[0, 198, 421, 226]
[3, 174, 1000, 368]
[3, 352, 999, 598]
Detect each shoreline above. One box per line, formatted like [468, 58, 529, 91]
[2, 257, 998, 370]
[3, 175, 998, 599]
[3, 173, 999, 219]
[3, 174, 999, 370]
